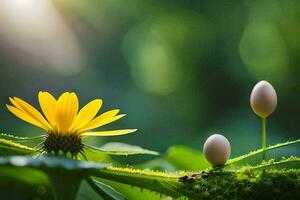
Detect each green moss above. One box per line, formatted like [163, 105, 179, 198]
[178, 169, 300, 200]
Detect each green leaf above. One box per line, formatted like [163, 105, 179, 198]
[90, 166, 182, 198]
[225, 139, 300, 167]
[87, 142, 159, 156]
[87, 178, 127, 200]
[79, 147, 112, 163]
[77, 179, 104, 200]
[241, 156, 300, 171]
[0, 139, 37, 155]
[137, 158, 177, 172]
[0, 133, 45, 141]
[165, 145, 211, 170]
[97, 179, 166, 200]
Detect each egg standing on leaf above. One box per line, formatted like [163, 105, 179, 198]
[203, 134, 231, 166]
[250, 80, 277, 118]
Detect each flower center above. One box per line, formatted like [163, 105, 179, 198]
[43, 133, 84, 158]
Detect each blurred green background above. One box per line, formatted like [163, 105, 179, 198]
[0, 0, 299, 163]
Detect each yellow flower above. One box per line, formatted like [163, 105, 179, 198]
[6, 91, 137, 157]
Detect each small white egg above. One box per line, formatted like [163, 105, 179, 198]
[250, 80, 277, 118]
[203, 134, 231, 166]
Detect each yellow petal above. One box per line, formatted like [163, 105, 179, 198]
[55, 92, 79, 133]
[12, 97, 52, 130]
[79, 114, 126, 133]
[6, 105, 48, 130]
[9, 97, 22, 110]
[38, 91, 57, 126]
[78, 109, 121, 132]
[82, 129, 137, 136]
[70, 99, 102, 131]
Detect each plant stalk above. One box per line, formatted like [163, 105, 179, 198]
[49, 170, 82, 200]
[262, 117, 267, 160]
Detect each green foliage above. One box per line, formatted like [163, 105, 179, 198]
[225, 139, 300, 167]
[137, 158, 177, 172]
[0, 167, 52, 199]
[0, 156, 300, 199]
[0, 156, 108, 172]
[0, 139, 36, 155]
[166, 145, 211, 170]
[87, 142, 159, 155]
[0, 154, 299, 199]
[0, 136, 299, 200]
[87, 178, 127, 200]
[0, 133, 45, 141]
[91, 166, 181, 198]
[243, 156, 300, 171]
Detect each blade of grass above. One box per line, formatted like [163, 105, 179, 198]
[0, 139, 37, 155]
[225, 139, 300, 166]
[0, 133, 45, 141]
[240, 156, 300, 171]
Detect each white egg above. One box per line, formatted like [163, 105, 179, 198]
[250, 80, 277, 118]
[203, 134, 231, 166]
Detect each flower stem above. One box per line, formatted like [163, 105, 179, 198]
[49, 171, 82, 200]
[262, 117, 267, 160]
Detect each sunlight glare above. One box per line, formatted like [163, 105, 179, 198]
[0, 0, 85, 76]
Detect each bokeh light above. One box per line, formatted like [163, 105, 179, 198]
[123, 24, 182, 95]
[0, 0, 85, 76]
[239, 22, 288, 83]
[123, 12, 213, 95]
